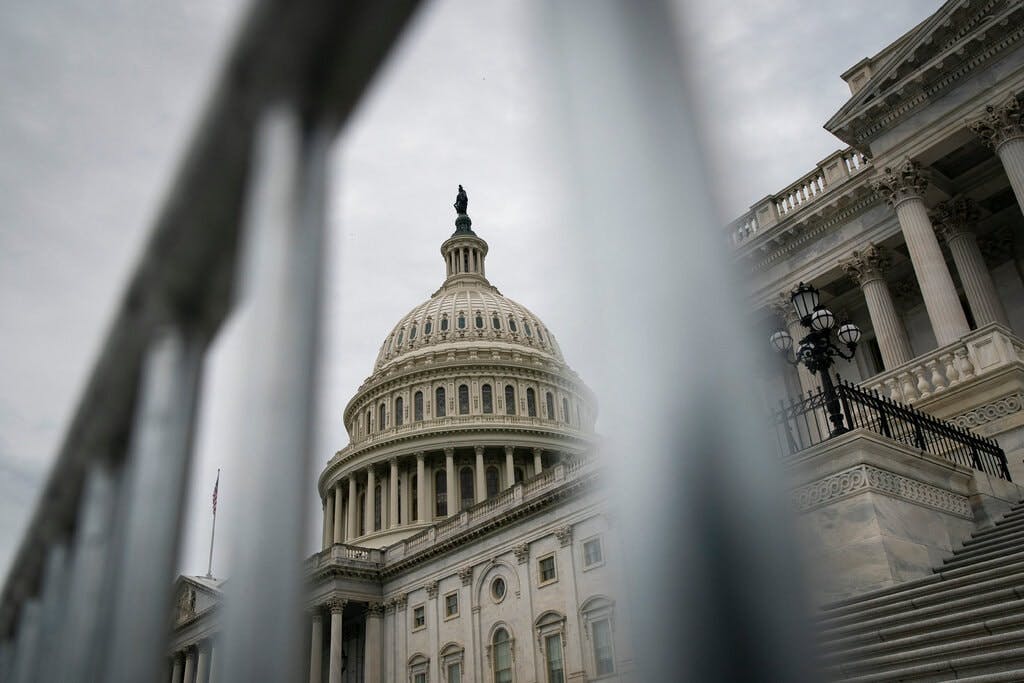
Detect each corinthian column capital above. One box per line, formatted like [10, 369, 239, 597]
[930, 197, 980, 243]
[969, 95, 1024, 150]
[769, 291, 801, 327]
[839, 243, 891, 287]
[871, 158, 928, 207]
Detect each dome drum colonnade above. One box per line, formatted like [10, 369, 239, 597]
[319, 195, 597, 549]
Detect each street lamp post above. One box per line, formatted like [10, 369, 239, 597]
[769, 282, 862, 437]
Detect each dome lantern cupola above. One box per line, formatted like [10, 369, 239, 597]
[441, 184, 488, 283]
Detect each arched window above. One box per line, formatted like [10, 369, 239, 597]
[526, 388, 537, 417]
[379, 403, 387, 430]
[486, 466, 500, 498]
[411, 474, 418, 522]
[397, 329, 404, 347]
[562, 397, 570, 423]
[581, 597, 616, 676]
[514, 467, 525, 483]
[537, 327, 545, 343]
[508, 317, 518, 333]
[545, 392, 555, 420]
[374, 484, 382, 531]
[424, 318, 433, 336]
[414, 391, 424, 421]
[492, 315, 501, 330]
[409, 323, 417, 340]
[482, 384, 493, 414]
[435, 470, 448, 517]
[475, 312, 484, 329]
[577, 404, 582, 427]
[457, 312, 466, 330]
[436, 387, 447, 417]
[441, 314, 449, 332]
[505, 385, 516, 415]
[395, 397, 404, 427]
[365, 409, 371, 434]
[458, 384, 470, 415]
[524, 320, 533, 337]
[460, 466, 474, 509]
[492, 628, 513, 683]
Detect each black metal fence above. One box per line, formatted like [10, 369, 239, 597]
[773, 376, 1011, 481]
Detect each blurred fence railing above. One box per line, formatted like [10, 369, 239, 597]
[0, 2, 422, 682]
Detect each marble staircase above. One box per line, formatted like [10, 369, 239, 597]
[818, 500, 1024, 681]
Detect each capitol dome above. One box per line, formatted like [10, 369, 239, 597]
[318, 192, 596, 549]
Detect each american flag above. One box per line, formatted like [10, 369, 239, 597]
[212, 469, 220, 515]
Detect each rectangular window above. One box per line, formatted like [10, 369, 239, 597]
[446, 662, 462, 683]
[592, 618, 615, 675]
[538, 554, 557, 584]
[583, 538, 603, 568]
[445, 592, 459, 618]
[414, 674, 426, 683]
[545, 633, 565, 683]
[413, 605, 425, 629]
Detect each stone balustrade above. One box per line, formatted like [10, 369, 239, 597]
[306, 543, 383, 572]
[335, 413, 586, 460]
[729, 147, 870, 246]
[861, 323, 1024, 404]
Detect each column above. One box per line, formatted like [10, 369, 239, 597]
[389, 459, 399, 529]
[770, 293, 818, 393]
[380, 471, 389, 529]
[475, 446, 486, 503]
[195, 641, 211, 683]
[838, 243, 913, 368]
[323, 491, 335, 550]
[401, 467, 411, 524]
[347, 477, 357, 540]
[320, 498, 330, 551]
[445, 448, 457, 515]
[333, 483, 345, 545]
[171, 653, 184, 683]
[309, 612, 323, 683]
[416, 452, 426, 522]
[365, 467, 376, 533]
[872, 159, 970, 345]
[971, 95, 1024, 215]
[364, 603, 384, 683]
[533, 447, 543, 475]
[328, 600, 346, 683]
[183, 647, 196, 683]
[505, 446, 515, 488]
[932, 198, 1010, 328]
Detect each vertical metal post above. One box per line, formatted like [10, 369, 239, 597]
[220, 105, 331, 683]
[103, 328, 205, 683]
[56, 463, 121, 682]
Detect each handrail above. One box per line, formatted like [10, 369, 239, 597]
[773, 376, 1011, 480]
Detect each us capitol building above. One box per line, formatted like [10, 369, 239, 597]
[168, 188, 632, 683]
[167, 0, 1024, 681]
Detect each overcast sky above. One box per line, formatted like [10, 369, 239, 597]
[0, 0, 939, 578]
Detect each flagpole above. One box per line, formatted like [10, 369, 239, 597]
[206, 469, 220, 579]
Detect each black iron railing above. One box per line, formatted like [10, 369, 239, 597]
[773, 376, 1011, 481]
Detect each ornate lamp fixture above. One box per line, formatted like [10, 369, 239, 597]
[770, 282, 862, 436]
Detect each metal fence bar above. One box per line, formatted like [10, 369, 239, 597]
[220, 106, 330, 683]
[103, 328, 206, 683]
[55, 463, 122, 681]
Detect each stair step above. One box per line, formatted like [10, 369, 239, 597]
[945, 541, 1024, 571]
[819, 561, 1024, 629]
[965, 516, 1024, 544]
[960, 525, 1024, 552]
[828, 629, 1024, 681]
[935, 671, 1024, 683]
[820, 598, 1024, 655]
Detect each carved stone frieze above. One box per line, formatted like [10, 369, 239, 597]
[930, 197, 980, 243]
[791, 464, 972, 519]
[952, 393, 1024, 429]
[871, 158, 928, 207]
[970, 95, 1024, 150]
[838, 243, 891, 287]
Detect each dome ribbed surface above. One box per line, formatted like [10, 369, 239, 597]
[374, 284, 563, 370]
